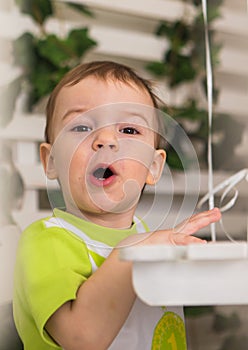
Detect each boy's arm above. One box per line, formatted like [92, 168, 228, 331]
[45, 208, 221, 350]
[46, 249, 135, 350]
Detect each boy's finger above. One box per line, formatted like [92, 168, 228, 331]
[187, 208, 220, 223]
[170, 233, 207, 245]
[174, 208, 221, 235]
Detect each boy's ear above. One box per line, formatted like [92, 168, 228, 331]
[40, 143, 58, 179]
[146, 149, 166, 185]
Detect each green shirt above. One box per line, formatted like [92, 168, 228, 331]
[13, 209, 149, 349]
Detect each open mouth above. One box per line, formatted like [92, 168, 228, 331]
[93, 167, 114, 180]
[89, 164, 117, 187]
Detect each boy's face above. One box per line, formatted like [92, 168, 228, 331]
[40, 77, 166, 223]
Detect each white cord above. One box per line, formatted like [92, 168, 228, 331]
[198, 169, 248, 241]
[201, 0, 216, 241]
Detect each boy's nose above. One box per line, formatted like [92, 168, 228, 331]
[92, 129, 119, 151]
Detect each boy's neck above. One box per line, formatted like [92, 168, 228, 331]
[67, 208, 136, 230]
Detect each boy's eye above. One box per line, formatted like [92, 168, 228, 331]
[120, 127, 140, 135]
[71, 125, 92, 132]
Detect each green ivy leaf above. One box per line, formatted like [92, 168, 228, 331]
[213, 312, 241, 333]
[196, 118, 209, 139]
[210, 40, 222, 67]
[15, 0, 53, 25]
[29, 61, 56, 104]
[37, 35, 73, 67]
[171, 21, 191, 49]
[65, 28, 97, 57]
[13, 32, 36, 69]
[146, 61, 168, 77]
[207, 1, 223, 22]
[166, 148, 184, 170]
[36, 29, 96, 68]
[28, 61, 69, 107]
[156, 22, 173, 38]
[184, 306, 214, 317]
[166, 51, 196, 86]
[191, 0, 201, 6]
[156, 21, 191, 51]
[66, 2, 94, 17]
[174, 101, 208, 121]
[0, 78, 22, 126]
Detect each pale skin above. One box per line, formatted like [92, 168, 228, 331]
[40, 77, 221, 350]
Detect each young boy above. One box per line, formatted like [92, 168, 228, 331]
[13, 61, 221, 350]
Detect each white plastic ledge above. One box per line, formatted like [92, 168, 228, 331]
[119, 242, 248, 306]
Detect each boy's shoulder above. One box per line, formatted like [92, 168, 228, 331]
[20, 213, 69, 244]
[20, 210, 89, 244]
[23, 209, 73, 234]
[18, 213, 87, 257]
[23, 214, 54, 233]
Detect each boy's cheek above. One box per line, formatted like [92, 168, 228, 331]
[51, 135, 84, 167]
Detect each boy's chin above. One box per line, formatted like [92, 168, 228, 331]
[89, 194, 140, 215]
[86, 180, 142, 214]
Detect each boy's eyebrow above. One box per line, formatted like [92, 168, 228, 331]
[61, 107, 154, 127]
[62, 107, 88, 121]
[124, 110, 154, 126]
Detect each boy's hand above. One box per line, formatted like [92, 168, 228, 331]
[141, 208, 221, 246]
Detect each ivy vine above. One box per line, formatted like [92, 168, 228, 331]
[13, 0, 97, 111]
[145, 0, 244, 170]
